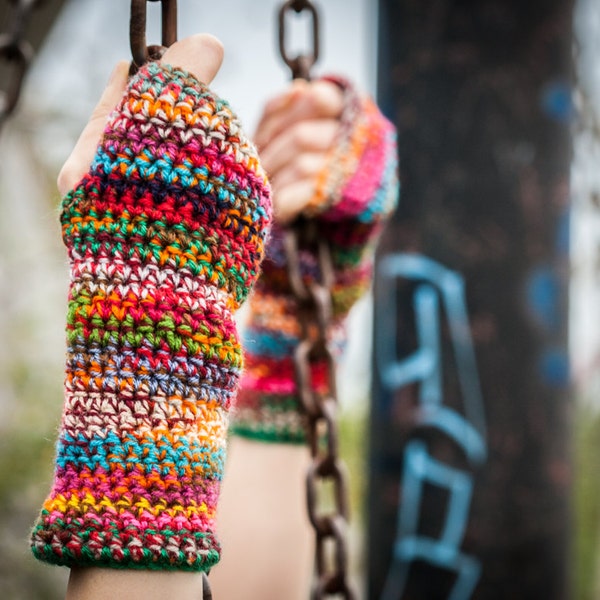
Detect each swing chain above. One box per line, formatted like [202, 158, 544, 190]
[284, 222, 356, 600]
[278, 0, 319, 80]
[0, 0, 44, 129]
[279, 3, 355, 595]
[129, 0, 177, 73]
[202, 573, 212, 600]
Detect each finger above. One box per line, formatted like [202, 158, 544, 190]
[255, 80, 342, 148]
[253, 80, 308, 147]
[260, 120, 338, 177]
[57, 60, 130, 196]
[160, 33, 223, 85]
[270, 152, 324, 191]
[262, 79, 307, 114]
[254, 80, 344, 150]
[271, 180, 316, 225]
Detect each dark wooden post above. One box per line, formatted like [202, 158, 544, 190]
[368, 1, 574, 598]
[0, 0, 68, 53]
[0, 0, 68, 127]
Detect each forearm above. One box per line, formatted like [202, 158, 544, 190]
[210, 437, 313, 600]
[66, 569, 204, 600]
[30, 61, 271, 575]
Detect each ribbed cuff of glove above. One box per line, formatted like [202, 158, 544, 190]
[30, 62, 271, 571]
[232, 78, 398, 444]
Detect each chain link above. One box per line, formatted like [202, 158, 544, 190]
[0, 0, 44, 130]
[201, 572, 212, 600]
[129, 0, 177, 73]
[284, 220, 356, 600]
[278, 0, 320, 80]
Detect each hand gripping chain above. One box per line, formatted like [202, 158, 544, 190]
[278, 0, 320, 81]
[284, 221, 356, 599]
[279, 3, 356, 596]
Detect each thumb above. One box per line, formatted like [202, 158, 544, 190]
[58, 34, 224, 196]
[160, 33, 223, 85]
[57, 60, 129, 196]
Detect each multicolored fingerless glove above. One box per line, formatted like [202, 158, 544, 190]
[30, 62, 271, 571]
[232, 78, 398, 443]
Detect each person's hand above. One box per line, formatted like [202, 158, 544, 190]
[34, 33, 272, 599]
[57, 33, 224, 197]
[254, 79, 345, 224]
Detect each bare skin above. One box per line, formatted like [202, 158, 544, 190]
[253, 77, 345, 223]
[60, 32, 345, 599]
[211, 79, 345, 600]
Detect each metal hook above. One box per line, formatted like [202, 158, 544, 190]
[278, 0, 320, 80]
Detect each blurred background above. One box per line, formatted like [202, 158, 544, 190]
[0, 0, 599, 598]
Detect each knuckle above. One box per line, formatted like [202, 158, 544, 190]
[291, 123, 309, 147]
[324, 121, 339, 143]
[298, 154, 317, 177]
[311, 81, 344, 117]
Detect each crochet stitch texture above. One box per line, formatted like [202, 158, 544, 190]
[30, 62, 271, 571]
[232, 78, 398, 443]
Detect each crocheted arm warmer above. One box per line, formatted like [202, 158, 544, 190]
[30, 62, 271, 571]
[232, 78, 398, 443]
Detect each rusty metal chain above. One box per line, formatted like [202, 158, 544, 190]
[284, 220, 356, 600]
[129, 0, 177, 73]
[0, 0, 44, 131]
[202, 572, 212, 600]
[278, 0, 320, 80]
[280, 6, 355, 595]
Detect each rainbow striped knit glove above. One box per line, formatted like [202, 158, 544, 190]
[30, 62, 271, 571]
[232, 78, 398, 443]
